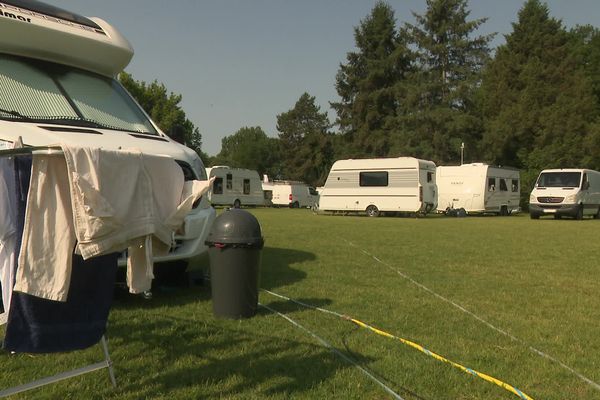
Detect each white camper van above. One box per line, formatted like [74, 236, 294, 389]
[529, 169, 600, 219]
[206, 166, 265, 208]
[437, 163, 520, 215]
[316, 157, 437, 217]
[262, 180, 318, 208]
[0, 1, 216, 270]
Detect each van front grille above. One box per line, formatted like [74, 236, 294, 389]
[537, 197, 564, 203]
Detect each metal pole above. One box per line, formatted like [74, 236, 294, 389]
[460, 142, 465, 165]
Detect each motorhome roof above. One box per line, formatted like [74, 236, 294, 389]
[0, 0, 133, 76]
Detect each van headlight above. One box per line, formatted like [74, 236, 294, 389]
[529, 194, 536, 203]
[565, 194, 576, 202]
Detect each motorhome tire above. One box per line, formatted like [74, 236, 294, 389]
[594, 207, 600, 219]
[293, 201, 300, 208]
[366, 205, 380, 217]
[500, 206, 509, 216]
[233, 199, 241, 208]
[576, 205, 583, 220]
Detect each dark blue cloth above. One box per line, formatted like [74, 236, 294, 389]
[3, 253, 117, 353]
[3, 156, 118, 353]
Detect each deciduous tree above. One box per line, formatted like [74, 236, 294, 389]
[276, 93, 333, 185]
[118, 72, 206, 160]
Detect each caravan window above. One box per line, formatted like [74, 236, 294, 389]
[226, 173, 233, 190]
[487, 178, 495, 191]
[360, 171, 388, 187]
[243, 179, 250, 194]
[427, 172, 433, 183]
[512, 179, 519, 192]
[499, 179, 508, 191]
[213, 178, 223, 194]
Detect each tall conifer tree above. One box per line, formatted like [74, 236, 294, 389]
[331, 1, 412, 157]
[480, 0, 597, 184]
[403, 0, 492, 164]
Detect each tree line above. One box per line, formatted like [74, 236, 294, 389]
[121, 0, 600, 205]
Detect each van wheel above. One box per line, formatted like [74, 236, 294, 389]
[575, 205, 583, 220]
[233, 199, 241, 208]
[594, 207, 600, 219]
[530, 213, 539, 219]
[366, 205, 380, 217]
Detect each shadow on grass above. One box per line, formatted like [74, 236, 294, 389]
[112, 246, 313, 310]
[260, 246, 313, 290]
[108, 312, 364, 399]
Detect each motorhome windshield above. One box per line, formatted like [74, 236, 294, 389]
[536, 172, 581, 188]
[0, 54, 157, 135]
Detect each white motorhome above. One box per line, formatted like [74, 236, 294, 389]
[262, 179, 318, 208]
[316, 157, 437, 217]
[437, 163, 520, 215]
[0, 1, 216, 271]
[206, 166, 265, 208]
[529, 168, 600, 219]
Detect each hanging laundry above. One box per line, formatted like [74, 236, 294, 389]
[0, 155, 29, 325]
[14, 145, 211, 301]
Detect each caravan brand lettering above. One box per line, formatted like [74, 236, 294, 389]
[0, 2, 104, 34]
[0, 8, 31, 23]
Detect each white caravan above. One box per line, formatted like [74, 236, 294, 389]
[206, 166, 265, 208]
[262, 180, 318, 208]
[529, 168, 600, 219]
[436, 163, 520, 215]
[0, 1, 216, 271]
[317, 157, 437, 217]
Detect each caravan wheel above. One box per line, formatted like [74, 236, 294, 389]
[366, 205, 380, 218]
[233, 199, 241, 208]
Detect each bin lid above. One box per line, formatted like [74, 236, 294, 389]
[205, 209, 263, 246]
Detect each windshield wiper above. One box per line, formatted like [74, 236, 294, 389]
[0, 108, 34, 122]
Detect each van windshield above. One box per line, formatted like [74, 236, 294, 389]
[0, 54, 157, 135]
[536, 172, 581, 188]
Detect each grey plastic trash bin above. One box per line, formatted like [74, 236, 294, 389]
[205, 209, 264, 319]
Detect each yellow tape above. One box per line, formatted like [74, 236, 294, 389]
[349, 318, 534, 400]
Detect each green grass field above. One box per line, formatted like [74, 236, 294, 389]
[2, 209, 600, 399]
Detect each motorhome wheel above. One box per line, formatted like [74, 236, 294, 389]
[233, 199, 241, 208]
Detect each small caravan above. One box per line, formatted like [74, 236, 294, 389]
[206, 166, 265, 208]
[262, 179, 318, 208]
[436, 163, 520, 215]
[0, 0, 215, 271]
[529, 168, 600, 219]
[316, 157, 437, 217]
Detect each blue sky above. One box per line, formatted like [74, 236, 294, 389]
[50, 0, 600, 156]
